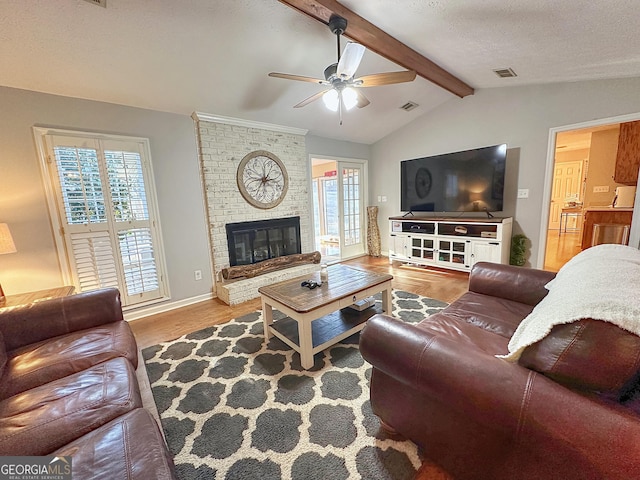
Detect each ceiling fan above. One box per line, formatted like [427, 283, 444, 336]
[269, 14, 417, 124]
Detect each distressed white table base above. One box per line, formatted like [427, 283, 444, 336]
[261, 281, 392, 369]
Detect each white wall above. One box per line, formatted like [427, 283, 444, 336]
[306, 135, 371, 161]
[370, 77, 640, 267]
[0, 86, 212, 303]
[583, 127, 624, 207]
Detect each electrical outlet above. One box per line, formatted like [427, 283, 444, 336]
[194, 270, 202, 281]
[593, 185, 610, 193]
[517, 189, 529, 199]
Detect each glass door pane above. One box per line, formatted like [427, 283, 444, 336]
[311, 160, 340, 263]
[339, 162, 365, 259]
[268, 228, 283, 258]
[282, 226, 299, 256]
[253, 230, 269, 263]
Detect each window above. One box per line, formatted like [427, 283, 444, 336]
[34, 128, 168, 308]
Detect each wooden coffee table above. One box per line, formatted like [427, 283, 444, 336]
[259, 264, 393, 369]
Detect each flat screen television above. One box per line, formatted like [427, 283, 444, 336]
[400, 144, 507, 214]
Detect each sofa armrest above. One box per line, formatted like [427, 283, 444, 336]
[360, 314, 640, 477]
[361, 314, 531, 433]
[0, 288, 124, 351]
[468, 262, 556, 306]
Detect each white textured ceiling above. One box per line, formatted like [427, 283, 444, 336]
[2, 0, 640, 144]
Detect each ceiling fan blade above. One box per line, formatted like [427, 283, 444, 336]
[336, 42, 365, 79]
[356, 70, 417, 87]
[269, 72, 329, 85]
[293, 89, 328, 108]
[355, 89, 370, 108]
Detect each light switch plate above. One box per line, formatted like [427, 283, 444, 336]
[517, 189, 529, 199]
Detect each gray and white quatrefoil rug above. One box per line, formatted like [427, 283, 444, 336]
[143, 290, 447, 480]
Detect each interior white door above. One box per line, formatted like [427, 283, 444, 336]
[338, 162, 365, 259]
[549, 160, 583, 230]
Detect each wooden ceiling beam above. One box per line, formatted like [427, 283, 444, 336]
[277, 0, 474, 98]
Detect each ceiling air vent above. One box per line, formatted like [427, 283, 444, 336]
[493, 68, 517, 78]
[400, 101, 419, 112]
[83, 0, 107, 7]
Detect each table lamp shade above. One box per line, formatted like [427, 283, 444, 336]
[0, 223, 17, 255]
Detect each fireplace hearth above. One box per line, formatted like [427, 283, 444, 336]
[225, 217, 301, 267]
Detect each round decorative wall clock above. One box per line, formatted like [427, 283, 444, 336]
[415, 167, 432, 198]
[237, 150, 289, 209]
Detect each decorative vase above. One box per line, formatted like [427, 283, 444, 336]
[367, 206, 381, 257]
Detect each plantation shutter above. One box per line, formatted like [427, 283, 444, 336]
[71, 232, 119, 291]
[46, 134, 165, 307]
[103, 140, 160, 301]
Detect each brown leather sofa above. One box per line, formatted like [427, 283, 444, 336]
[0, 288, 176, 479]
[360, 262, 640, 480]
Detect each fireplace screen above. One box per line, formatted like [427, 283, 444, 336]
[226, 216, 301, 266]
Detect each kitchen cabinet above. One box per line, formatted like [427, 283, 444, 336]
[614, 120, 640, 185]
[580, 208, 633, 249]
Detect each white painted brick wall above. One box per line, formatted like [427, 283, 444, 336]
[216, 263, 320, 305]
[195, 119, 312, 280]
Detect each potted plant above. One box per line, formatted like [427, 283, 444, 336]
[510, 234, 528, 266]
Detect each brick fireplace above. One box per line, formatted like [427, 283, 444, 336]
[193, 113, 315, 303]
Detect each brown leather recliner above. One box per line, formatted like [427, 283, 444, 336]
[0, 288, 176, 479]
[360, 262, 640, 480]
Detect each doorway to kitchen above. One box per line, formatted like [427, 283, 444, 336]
[541, 115, 640, 271]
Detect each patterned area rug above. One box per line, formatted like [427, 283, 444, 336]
[143, 290, 448, 480]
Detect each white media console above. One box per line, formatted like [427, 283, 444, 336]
[389, 216, 513, 273]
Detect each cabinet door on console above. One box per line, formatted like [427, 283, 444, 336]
[437, 239, 469, 268]
[389, 233, 411, 261]
[411, 236, 435, 261]
[470, 241, 501, 267]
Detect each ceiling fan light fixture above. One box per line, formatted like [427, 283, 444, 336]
[268, 12, 416, 119]
[342, 87, 358, 110]
[322, 89, 339, 111]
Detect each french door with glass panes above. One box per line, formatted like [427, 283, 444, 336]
[338, 162, 365, 259]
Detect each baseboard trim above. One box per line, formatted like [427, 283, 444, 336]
[124, 292, 214, 322]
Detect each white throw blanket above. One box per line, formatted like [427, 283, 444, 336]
[499, 244, 640, 362]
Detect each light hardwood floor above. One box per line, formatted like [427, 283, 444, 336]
[130, 255, 469, 479]
[130, 255, 470, 348]
[543, 229, 582, 272]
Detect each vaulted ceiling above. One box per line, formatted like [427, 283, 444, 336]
[2, 0, 639, 144]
